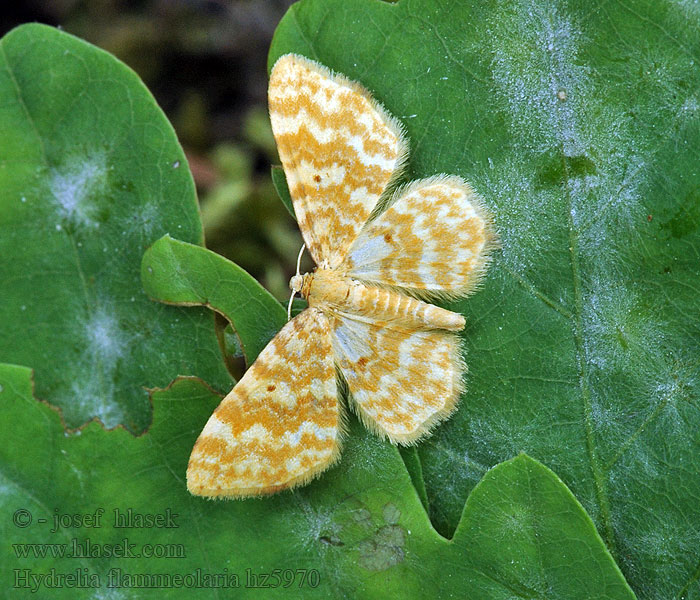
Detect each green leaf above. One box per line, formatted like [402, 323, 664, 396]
[269, 0, 700, 597]
[0, 24, 230, 431]
[141, 235, 286, 365]
[398, 446, 430, 513]
[0, 364, 634, 599]
[271, 165, 296, 219]
[3, 1, 698, 596]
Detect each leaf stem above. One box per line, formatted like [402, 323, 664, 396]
[561, 148, 618, 558]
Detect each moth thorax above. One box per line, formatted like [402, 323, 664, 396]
[303, 268, 353, 308]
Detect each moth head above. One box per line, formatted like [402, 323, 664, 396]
[289, 272, 314, 300]
[290, 274, 303, 293]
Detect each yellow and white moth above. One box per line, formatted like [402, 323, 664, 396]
[187, 54, 495, 498]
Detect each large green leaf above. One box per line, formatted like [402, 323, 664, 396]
[0, 363, 633, 599]
[141, 235, 286, 365]
[269, 0, 700, 597]
[0, 24, 231, 431]
[2, 1, 698, 597]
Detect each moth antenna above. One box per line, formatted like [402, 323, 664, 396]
[295, 243, 306, 276]
[287, 243, 307, 321]
[287, 290, 295, 321]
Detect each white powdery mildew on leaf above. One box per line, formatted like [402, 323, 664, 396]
[424, 438, 488, 508]
[86, 305, 128, 361]
[0, 471, 16, 503]
[464, 411, 581, 494]
[487, 0, 650, 266]
[488, 2, 672, 429]
[58, 302, 131, 428]
[573, 137, 648, 243]
[680, 95, 699, 116]
[292, 497, 342, 550]
[91, 589, 127, 600]
[668, 0, 700, 20]
[484, 0, 683, 529]
[608, 436, 700, 593]
[112, 196, 161, 245]
[485, 2, 591, 280]
[573, 25, 698, 248]
[132, 202, 159, 237]
[581, 282, 667, 372]
[285, 496, 355, 592]
[635, 524, 700, 593]
[50, 153, 108, 228]
[579, 266, 696, 471]
[488, 12, 699, 525]
[67, 378, 122, 430]
[477, 157, 557, 275]
[649, 356, 700, 434]
[601, 339, 700, 593]
[489, 0, 589, 156]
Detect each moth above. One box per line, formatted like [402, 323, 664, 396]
[187, 54, 494, 498]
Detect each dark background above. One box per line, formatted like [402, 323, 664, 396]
[1, 0, 301, 301]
